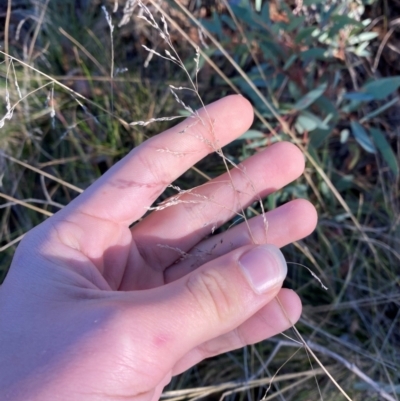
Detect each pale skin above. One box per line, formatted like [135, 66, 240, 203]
[0, 96, 317, 400]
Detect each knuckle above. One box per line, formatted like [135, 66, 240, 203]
[185, 268, 235, 323]
[198, 327, 246, 358]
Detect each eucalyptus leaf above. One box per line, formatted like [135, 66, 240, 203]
[212, 11, 223, 39]
[343, 92, 374, 101]
[300, 48, 327, 60]
[362, 77, 400, 100]
[350, 121, 376, 153]
[354, 41, 370, 57]
[238, 130, 266, 140]
[369, 127, 399, 176]
[258, 48, 277, 65]
[348, 31, 379, 45]
[297, 111, 328, 131]
[287, 16, 306, 32]
[309, 128, 332, 148]
[230, 5, 255, 27]
[341, 99, 362, 113]
[200, 17, 222, 37]
[340, 129, 350, 144]
[231, 5, 265, 27]
[294, 83, 327, 110]
[317, 96, 339, 123]
[244, 138, 269, 149]
[295, 26, 318, 44]
[283, 54, 297, 71]
[261, 2, 270, 24]
[303, 0, 325, 5]
[331, 15, 364, 28]
[220, 15, 236, 31]
[328, 15, 363, 38]
[320, 4, 337, 27]
[297, 115, 318, 131]
[288, 81, 302, 102]
[360, 97, 399, 123]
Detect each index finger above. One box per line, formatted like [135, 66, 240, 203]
[59, 95, 254, 225]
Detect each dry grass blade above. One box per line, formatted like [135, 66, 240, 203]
[59, 27, 107, 76]
[277, 297, 353, 401]
[0, 233, 25, 253]
[4, 0, 11, 68]
[0, 192, 53, 217]
[129, 115, 184, 126]
[160, 369, 324, 401]
[0, 51, 130, 130]
[277, 338, 398, 401]
[306, 341, 397, 401]
[27, 0, 50, 62]
[1, 153, 83, 194]
[260, 374, 320, 401]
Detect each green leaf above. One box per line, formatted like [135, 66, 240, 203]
[341, 99, 362, 113]
[283, 54, 297, 71]
[261, 2, 270, 23]
[287, 16, 306, 32]
[295, 26, 318, 44]
[360, 97, 399, 123]
[300, 48, 327, 61]
[353, 41, 371, 57]
[362, 77, 400, 100]
[297, 111, 328, 131]
[321, 4, 337, 27]
[294, 83, 327, 110]
[303, 0, 325, 4]
[348, 31, 379, 45]
[238, 130, 265, 140]
[309, 128, 332, 148]
[288, 81, 302, 102]
[350, 121, 376, 153]
[260, 43, 282, 64]
[220, 15, 236, 31]
[231, 5, 255, 27]
[316, 96, 339, 122]
[340, 129, 350, 144]
[200, 15, 223, 38]
[344, 92, 374, 101]
[369, 127, 399, 176]
[212, 11, 223, 39]
[335, 176, 356, 193]
[331, 15, 364, 28]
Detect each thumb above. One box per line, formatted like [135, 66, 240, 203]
[141, 244, 288, 363]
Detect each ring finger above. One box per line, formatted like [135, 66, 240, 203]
[165, 198, 317, 283]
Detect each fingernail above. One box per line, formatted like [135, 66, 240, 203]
[238, 245, 287, 294]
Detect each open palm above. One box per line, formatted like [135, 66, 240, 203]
[0, 96, 317, 401]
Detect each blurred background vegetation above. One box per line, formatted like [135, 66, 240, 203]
[0, 0, 399, 400]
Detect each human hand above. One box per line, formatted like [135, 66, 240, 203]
[0, 95, 317, 401]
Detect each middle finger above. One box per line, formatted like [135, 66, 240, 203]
[130, 142, 305, 270]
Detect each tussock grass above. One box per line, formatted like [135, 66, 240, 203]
[0, 0, 399, 400]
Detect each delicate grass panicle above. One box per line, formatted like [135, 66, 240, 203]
[0, 0, 399, 400]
